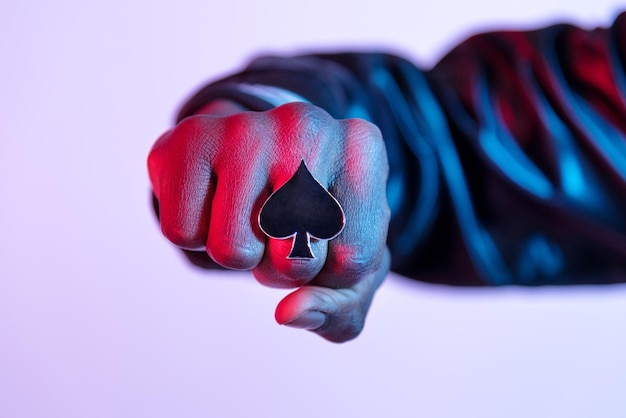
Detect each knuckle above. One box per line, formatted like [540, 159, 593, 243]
[344, 117, 382, 140]
[343, 118, 384, 154]
[345, 119, 387, 162]
[175, 114, 208, 135]
[224, 111, 260, 139]
[274, 101, 325, 121]
[254, 271, 306, 289]
[278, 261, 322, 284]
[172, 115, 223, 160]
[161, 223, 205, 251]
[253, 255, 323, 289]
[327, 244, 383, 283]
[271, 102, 335, 145]
[148, 116, 217, 184]
[207, 241, 261, 270]
[171, 116, 204, 147]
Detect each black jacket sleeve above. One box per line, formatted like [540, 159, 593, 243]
[176, 12, 626, 286]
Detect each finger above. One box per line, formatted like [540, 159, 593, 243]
[206, 116, 269, 269]
[253, 159, 332, 287]
[252, 238, 328, 288]
[147, 117, 215, 250]
[313, 118, 390, 288]
[253, 105, 341, 287]
[275, 247, 390, 343]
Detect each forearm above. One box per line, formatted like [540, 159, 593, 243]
[422, 12, 626, 285]
[172, 13, 626, 285]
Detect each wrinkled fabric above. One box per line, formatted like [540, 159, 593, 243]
[178, 13, 626, 286]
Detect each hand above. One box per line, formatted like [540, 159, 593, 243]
[148, 102, 390, 342]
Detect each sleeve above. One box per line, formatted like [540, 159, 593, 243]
[174, 12, 626, 286]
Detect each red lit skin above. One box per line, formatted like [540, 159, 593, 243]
[148, 101, 390, 342]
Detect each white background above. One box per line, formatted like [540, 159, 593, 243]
[1, 1, 625, 417]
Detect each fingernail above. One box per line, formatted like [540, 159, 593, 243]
[282, 311, 327, 330]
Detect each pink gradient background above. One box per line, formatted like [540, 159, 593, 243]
[1, 1, 625, 417]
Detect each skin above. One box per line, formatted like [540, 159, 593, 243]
[148, 101, 390, 342]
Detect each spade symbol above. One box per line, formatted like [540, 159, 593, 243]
[259, 160, 345, 259]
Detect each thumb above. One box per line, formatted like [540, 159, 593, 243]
[275, 248, 390, 343]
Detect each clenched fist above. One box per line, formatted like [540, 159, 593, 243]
[148, 101, 390, 342]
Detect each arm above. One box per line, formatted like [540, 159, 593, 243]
[168, 13, 626, 286]
[148, 12, 626, 341]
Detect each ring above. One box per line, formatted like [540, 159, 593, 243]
[259, 160, 345, 259]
